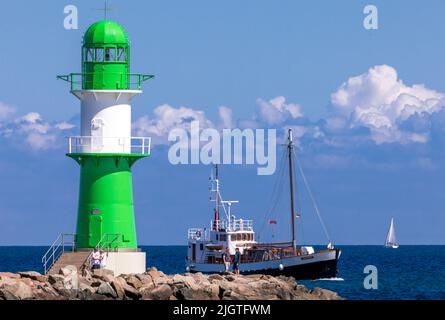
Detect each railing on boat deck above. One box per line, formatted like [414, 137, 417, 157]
[210, 219, 253, 232]
[191, 246, 320, 264]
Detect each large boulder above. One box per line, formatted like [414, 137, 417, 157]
[135, 274, 154, 290]
[18, 271, 48, 283]
[0, 272, 20, 279]
[97, 282, 117, 298]
[310, 287, 342, 300]
[174, 283, 220, 300]
[111, 277, 140, 300]
[125, 275, 143, 290]
[59, 265, 79, 290]
[142, 284, 173, 300]
[208, 274, 225, 282]
[92, 268, 114, 278]
[146, 267, 165, 280]
[0, 288, 19, 300]
[2, 280, 34, 300]
[48, 274, 65, 285]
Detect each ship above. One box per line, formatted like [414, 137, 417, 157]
[185, 129, 341, 280]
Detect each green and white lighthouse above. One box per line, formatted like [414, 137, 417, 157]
[55, 20, 153, 274]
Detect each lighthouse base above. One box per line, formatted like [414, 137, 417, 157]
[103, 251, 146, 275]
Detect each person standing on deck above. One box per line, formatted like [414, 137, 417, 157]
[222, 247, 231, 273]
[233, 248, 241, 275]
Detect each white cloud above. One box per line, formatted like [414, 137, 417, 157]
[330, 65, 444, 144]
[218, 106, 234, 129]
[0, 110, 73, 151]
[133, 104, 214, 145]
[25, 132, 57, 150]
[55, 122, 75, 130]
[256, 96, 302, 125]
[0, 102, 16, 121]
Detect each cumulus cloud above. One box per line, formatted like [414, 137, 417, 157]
[0, 111, 76, 151]
[2, 64, 444, 156]
[133, 104, 214, 144]
[0, 102, 16, 121]
[256, 96, 302, 125]
[330, 65, 445, 144]
[218, 106, 234, 129]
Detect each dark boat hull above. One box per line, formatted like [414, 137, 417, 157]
[189, 249, 341, 280]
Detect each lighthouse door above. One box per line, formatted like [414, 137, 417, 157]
[89, 215, 103, 247]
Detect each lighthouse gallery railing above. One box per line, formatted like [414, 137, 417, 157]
[67, 136, 151, 155]
[57, 73, 155, 91]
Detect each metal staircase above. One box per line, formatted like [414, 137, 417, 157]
[42, 233, 122, 275]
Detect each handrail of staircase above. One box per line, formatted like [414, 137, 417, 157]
[41, 233, 76, 274]
[80, 233, 122, 273]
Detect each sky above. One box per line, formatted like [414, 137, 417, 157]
[0, 0, 445, 245]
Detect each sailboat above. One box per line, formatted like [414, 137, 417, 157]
[185, 129, 341, 280]
[385, 218, 399, 249]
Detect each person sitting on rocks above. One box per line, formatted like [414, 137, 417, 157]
[222, 247, 231, 274]
[233, 248, 241, 275]
[99, 249, 107, 269]
[91, 248, 101, 270]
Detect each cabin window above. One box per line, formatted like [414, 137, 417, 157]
[220, 234, 227, 241]
[242, 234, 247, 241]
[85, 48, 94, 62]
[117, 48, 126, 62]
[95, 48, 104, 62]
[216, 234, 219, 241]
[231, 234, 235, 241]
[105, 48, 116, 62]
[200, 243, 204, 251]
[236, 234, 241, 241]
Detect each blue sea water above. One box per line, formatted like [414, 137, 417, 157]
[1, 245, 444, 300]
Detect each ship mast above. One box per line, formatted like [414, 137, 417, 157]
[287, 129, 297, 255]
[213, 165, 220, 231]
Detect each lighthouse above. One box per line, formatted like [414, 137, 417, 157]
[51, 20, 153, 275]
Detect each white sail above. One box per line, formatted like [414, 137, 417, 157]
[385, 218, 398, 248]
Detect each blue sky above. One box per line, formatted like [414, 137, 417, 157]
[1, 0, 445, 245]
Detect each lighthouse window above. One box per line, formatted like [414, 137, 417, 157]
[105, 48, 115, 62]
[117, 48, 126, 62]
[95, 48, 104, 62]
[85, 48, 93, 62]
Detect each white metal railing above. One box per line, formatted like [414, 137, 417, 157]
[211, 219, 253, 232]
[188, 228, 210, 241]
[67, 136, 151, 155]
[41, 233, 76, 274]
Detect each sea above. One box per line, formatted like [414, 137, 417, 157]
[1, 245, 444, 300]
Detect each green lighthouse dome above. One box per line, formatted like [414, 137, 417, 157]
[83, 20, 129, 45]
[82, 20, 130, 90]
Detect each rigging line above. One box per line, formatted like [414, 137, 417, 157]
[293, 149, 332, 244]
[258, 147, 287, 238]
[292, 148, 303, 243]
